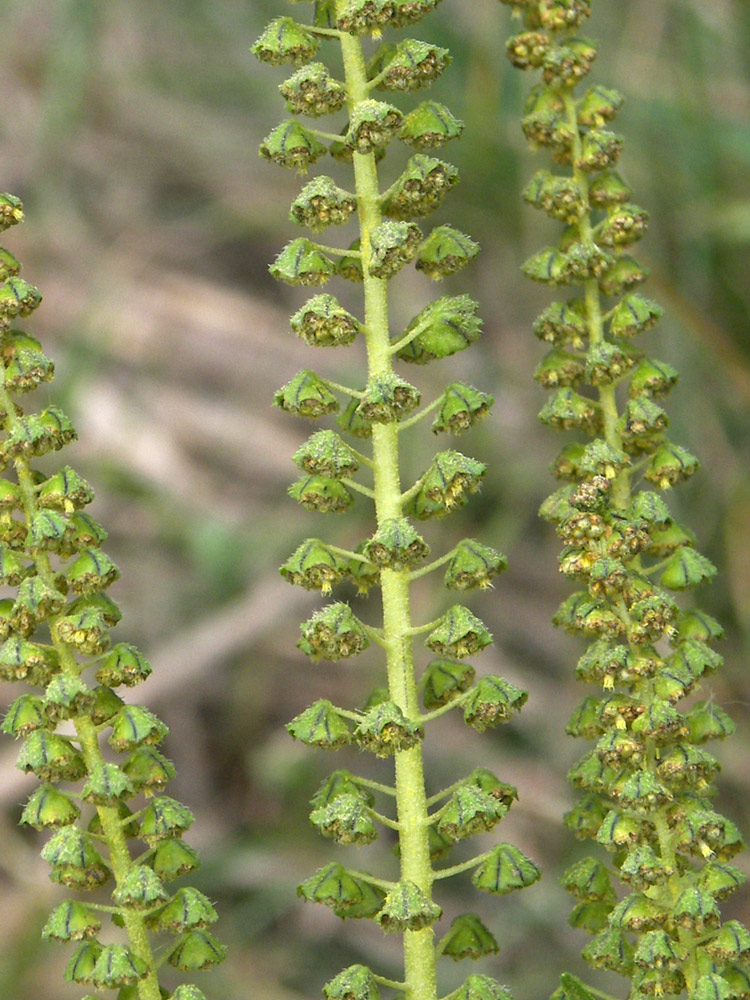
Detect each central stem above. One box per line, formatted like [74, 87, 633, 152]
[339, 25, 437, 1000]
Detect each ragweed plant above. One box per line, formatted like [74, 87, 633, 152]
[0, 197, 224, 999]
[500, 2, 750, 1000]
[254, 2, 539, 999]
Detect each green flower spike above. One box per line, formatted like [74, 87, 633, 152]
[258, 3, 534, 997]
[502, 1, 750, 998]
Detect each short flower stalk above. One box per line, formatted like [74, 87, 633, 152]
[500, 2, 750, 1000]
[255, 3, 539, 999]
[0, 196, 224, 998]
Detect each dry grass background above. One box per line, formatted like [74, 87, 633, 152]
[0, 1, 748, 998]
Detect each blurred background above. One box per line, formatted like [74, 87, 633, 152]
[0, 1, 748, 998]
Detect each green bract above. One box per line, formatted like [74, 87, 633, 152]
[256, 2, 532, 998]
[502, 2, 749, 1000]
[0, 196, 223, 998]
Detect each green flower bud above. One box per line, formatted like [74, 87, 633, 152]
[534, 298, 589, 347]
[62, 511, 108, 554]
[561, 857, 616, 901]
[619, 845, 674, 890]
[580, 927, 634, 974]
[288, 474, 354, 513]
[426, 605, 492, 659]
[86, 685, 125, 726]
[598, 203, 649, 248]
[524, 170, 587, 222]
[94, 643, 151, 688]
[150, 839, 201, 882]
[4, 346, 54, 392]
[286, 699, 353, 749]
[598, 254, 649, 297]
[568, 749, 617, 792]
[381, 154, 459, 220]
[506, 31, 551, 70]
[371, 39, 450, 92]
[399, 100, 464, 149]
[472, 843, 541, 895]
[409, 450, 486, 520]
[568, 900, 612, 934]
[281, 538, 348, 593]
[0, 192, 24, 229]
[686, 700, 735, 744]
[274, 370, 339, 419]
[439, 912, 499, 961]
[310, 771, 374, 812]
[167, 930, 226, 972]
[25, 508, 69, 551]
[21, 783, 81, 829]
[291, 296, 362, 348]
[260, 121, 327, 173]
[368, 221, 422, 278]
[673, 886, 721, 932]
[280, 63, 346, 117]
[81, 762, 135, 805]
[112, 866, 169, 910]
[575, 129, 623, 171]
[522, 246, 569, 285]
[122, 746, 176, 794]
[2, 691, 47, 735]
[585, 339, 639, 385]
[698, 862, 746, 900]
[644, 442, 700, 489]
[587, 169, 631, 208]
[565, 695, 604, 739]
[610, 768, 671, 809]
[42, 825, 110, 889]
[629, 357, 679, 398]
[632, 929, 686, 971]
[310, 791, 378, 845]
[421, 658, 475, 709]
[251, 17, 320, 66]
[363, 517, 428, 569]
[692, 975, 733, 1000]
[336, 0, 393, 34]
[11, 576, 65, 635]
[323, 965, 381, 1000]
[66, 548, 120, 594]
[36, 466, 94, 512]
[298, 862, 385, 919]
[291, 177, 357, 233]
[437, 784, 506, 842]
[376, 880, 441, 933]
[608, 296, 662, 340]
[42, 900, 102, 943]
[595, 809, 641, 850]
[148, 887, 218, 933]
[534, 347, 585, 388]
[538, 388, 600, 432]
[577, 84, 624, 127]
[444, 540, 507, 592]
[89, 945, 148, 988]
[344, 100, 403, 154]
[0, 276, 42, 318]
[608, 893, 668, 932]
[542, 37, 598, 87]
[397, 294, 482, 364]
[522, 85, 574, 149]
[139, 797, 195, 846]
[389, 0, 441, 27]
[270, 237, 334, 286]
[109, 705, 169, 752]
[660, 547, 717, 591]
[64, 942, 103, 985]
[355, 700, 424, 756]
[413, 228, 479, 283]
[55, 606, 111, 655]
[563, 794, 608, 840]
[345, 545, 381, 594]
[17, 730, 86, 782]
[430, 383, 492, 436]
[298, 603, 369, 661]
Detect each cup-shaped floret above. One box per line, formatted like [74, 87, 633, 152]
[368, 221, 422, 278]
[89, 944, 149, 988]
[463, 676, 528, 731]
[291, 296, 362, 348]
[280, 63, 346, 117]
[20, 784, 80, 829]
[445, 975, 514, 1000]
[298, 862, 385, 919]
[138, 796, 195, 846]
[2, 691, 47, 735]
[36, 466, 95, 514]
[437, 784, 507, 842]
[108, 705, 169, 752]
[41, 826, 111, 889]
[445, 540, 507, 591]
[0, 277, 43, 319]
[368, 38, 450, 92]
[408, 451, 486, 520]
[150, 839, 201, 882]
[580, 928, 634, 974]
[298, 603, 370, 661]
[309, 770, 375, 811]
[81, 762, 135, 806]
[382, 154, 458, 220]
[95, 642, 152, 687]
[506, 30, 551, 71]
[287, 699, 353, 750]
[310, 791, 378, 845]
[274, 370, 339, 420]
[399, 101, 464, 150]
[260, 121, 327, 173]
[147, 887, 219, 933]
[281, 538, 349, 594]
[439, 913, 499, 961]
[534, 298, 588, 348]
[421, 658, 475, 709]
[561, 857, 617, 902]
[577, 84, 624, 128]
[288, 474, 354, 514]
[324, 965, 382, 1000]
[251, 17, 320, 66]
[17, 730, 86, 782]
[290, 177, 357, 232]
[336, 0, 394, 34]
[376, 880, 441, 933]
[355, 701, 424, 757]
[397, 295, 482, 365]
[344, 100, 404, 154]
[4, 346, 55, 392]
[416, 226, 479, 280]
[426, 606, 492, 660]
[432, 383, 494, 435]
[270, 238, 335, 286]
[472, 843, 541, 895]
[363, 517, 429, 570]
[42, 900, 102, 942]
[168, 930, 227, 972]
[122, 746, 176, 794]
[63, 941, 103, 985]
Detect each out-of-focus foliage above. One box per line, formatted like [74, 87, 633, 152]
[0, 2, 747, 999]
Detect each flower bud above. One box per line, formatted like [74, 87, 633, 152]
[291, 295, 362, 348]
[344, 100, 403, 154]
[66, 548, 120, 595]
[139, 796, 195, 846]
[64, 942, 103, 985]
[426, 605, 492, 659]
[437, 784, 506, 842]
[0, 192, 24, 229]
[397, 294, 482, 364]
[686, 700, 735, 744]
[55, 606, 111, 655]
[337, 397, 373, 438]
[580, 927, 634, 974]
[95, 643, 152, 687]
[291, 177, 357, 232]
[399, 100, 464, 149]
[108, 705, 169, 753]
[171, 986, 207, 1000]
[524, 170, 587, 223]
[577, 85, 624, 128]
[355, 700, 424, 756]
[444, 538, 507, 592]
[598, 203, 649, 249]
[506, 31, 550, 70]
[148, 887, 218, 933]
[439, 913, 499, 961]
[363, 517, 428, 570]
[3, 691, 48, 737]
[81, 762, 135, 806]
[598, 254, 649, 297]
[698, 862, 746, 901]
[585, 339, 639, 385]
[4, 346, 54, 392]
[270, 238, 334, 286]
[609, 893, 668, 932]
[463, 675, 528, 731]
[473, 843, 541, 896]
[62, 511, 107, 554]
[310, 791, 378, 845]
[323, 965, 381, 1000]
[576, 130, 623, 171]
[274, 370, 339, 419]
[0, 276, 42, 319]
[112, 866, 169, 910]
[410, 450, 487, 520]
[122, 747, 176, 794]
[561, 857, 616, 901]
[542, 37, 597, 87]
[89, 944, 149, 988]
[377, 880, 442, 933]
[280, 63, 346, 117]
[42, 825, 111, 889]
[251, 17, 320, 66]
[167, 930, 226, 972]
[673, 886, 721, 932]
[534, 348, 585, 388]
[538, 388, 600, 432]
[522, 246, 569, 286]
[281, 538, 348, 594]
[11, 576, 65, 635]
[381, 154, 458, 220]
[369, 39, 450, 91]
[42, 900, 102, 943]
[288, 474, 354, 513]
[299, 603, 369, 661]
[150, 839, 201, 882]
[660, 547, 717, 591]
[298, 862, 385, 919]
[36, 466, 94, 512]
[336, 0, 393, 34]
[287, 699, 353, 749]
[17, 730, 86, 782]
[644, 442, 699, 489]
[522, 85, 574, 149]
[368, 221, 423, 278]
[534, 298, 588, 347]
[421, 658, 475, 709]
[20, 783, 80, 829]
[336, 239, 364, 281]
[260, 121, 327, 173]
